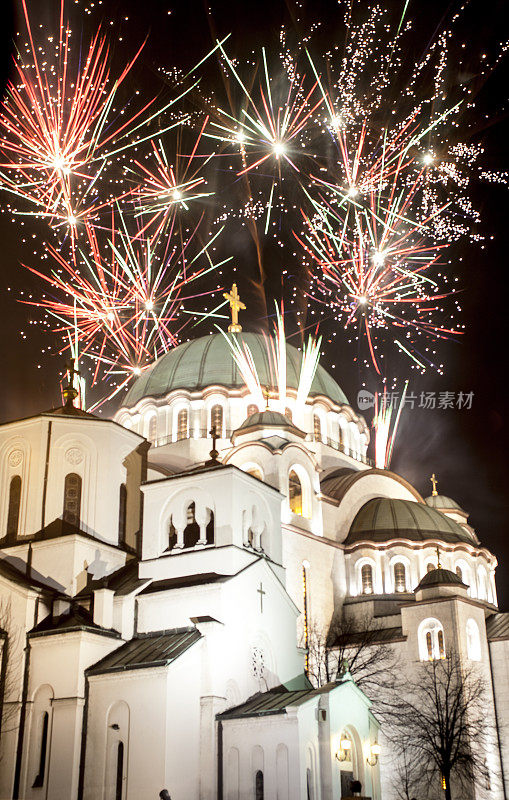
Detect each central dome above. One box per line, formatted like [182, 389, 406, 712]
[121, 332, 348, 409]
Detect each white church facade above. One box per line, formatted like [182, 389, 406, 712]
[0, 327, 508, 800]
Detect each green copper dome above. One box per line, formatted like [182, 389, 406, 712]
[415, 567, 466, 591]
[425, 494, 466, 513]
[346, 497, 475, 546]
[121, 333, 348, 409]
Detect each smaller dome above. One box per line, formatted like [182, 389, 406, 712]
[232, 409, 306, 442]
[425, 494, 466, 514]
[237, 410, 291, 430]
[415, 567, 467, 592]
[347, 497, 475, 545]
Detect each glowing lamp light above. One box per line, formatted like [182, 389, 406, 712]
[234, 130, 245, 143]
[358, 295, 368, 305]
[273, 141, 285, 158]
[336, 737, 352, 761]
[172, 189, 182, 201]
[67, 215, 77, 225]
[331, 113, 344, 129]
[367, 742, 381, 766]
[372, 250, 386, 267]
[423, 152, 434, 165]
[347, 185, 359, 198]
[132, 366, 142, 376]
[145, 299, 154, 311]
[51, 156, 65, 170]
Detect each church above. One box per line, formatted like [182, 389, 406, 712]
[0, 292, 508, 800]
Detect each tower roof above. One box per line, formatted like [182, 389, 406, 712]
[234, 409, 305, 438]
[415, 567, 467, 591]
[120, 333, 348, 409]
[425, 494, 466, 514]
[346, 497, 476, 545]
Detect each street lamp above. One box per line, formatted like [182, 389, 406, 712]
[336, 737, 352, 762]
[366, 742, 381, 766]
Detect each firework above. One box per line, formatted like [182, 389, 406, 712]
[130, 119, 215, 239]
[0, 0, 192, 238]
[297, 154, 459, 373]
[6, 0, 508, 403]
[373, 383, 408, 469]
[205, 43, 325, 232]
[24, 212, 228, 406]
[219, 303, 322, 420]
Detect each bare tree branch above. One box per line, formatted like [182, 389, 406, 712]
[383, 652, 497, 800]
[302, 612, 399, 709]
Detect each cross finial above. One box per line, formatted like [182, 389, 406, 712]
[431, 473, 438, 497]
[436, 546, 442, 569]
[63, 360, 80, 408]
[208, 424, 220, 463]
[223, 283, 246, 333]
[263, 385, 270, 410]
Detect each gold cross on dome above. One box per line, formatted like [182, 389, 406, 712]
[223, 283, 246, 332]
[430, 473, 438, 496]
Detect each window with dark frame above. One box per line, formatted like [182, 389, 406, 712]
[32, 711, 49, 788]
[63, 472, 82, 527]
[6, 474, 21, 539]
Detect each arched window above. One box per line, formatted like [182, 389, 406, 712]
[168, 519, 177, 551]
[255, 770, 264, 800]
[313, 414, 322, 442]
[478, 567, 488, 600]
[32, 711, 49, 788]
[63, 473, 82, 527]
[247, 404, 258, 418]
[246, 467, 263, 481]
[206, 510, 214, 545]
[419, 618, 446, 661]
[306, 768, 314, 800]
[177, 408, 188, 441]
[466, 618, 482, 661]
[211, 404, 223, 436]
[183, 502, 200, 548]
[394, 562, 407, 592]
[118, 483, 127, 545]
[361, 564, 373, 595]
[115, 742, 124, 800]
[6, 475, 22, 539]
[289, 470, 303, 515]
[455, 560, 470, 593]
[147, 415, 157, 444]
[285, 407, 292, 422]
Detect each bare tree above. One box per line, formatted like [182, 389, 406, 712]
[303, 612, 398, 702]
[0, 598, 22, 754]
[383, 652, 495, 800]
[391, 747, 422, 800]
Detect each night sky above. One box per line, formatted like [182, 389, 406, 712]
[0, 0, 508, 604]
